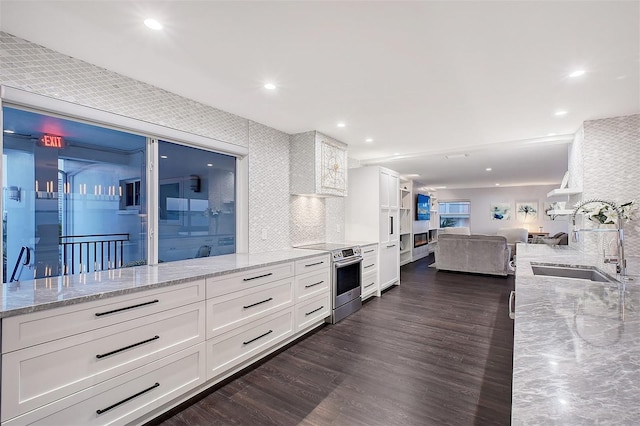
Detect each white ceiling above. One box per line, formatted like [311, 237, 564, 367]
[1, 1, 638, 189]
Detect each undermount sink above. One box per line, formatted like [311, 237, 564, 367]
[531, 264, 615, 283]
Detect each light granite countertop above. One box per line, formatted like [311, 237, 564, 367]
[0, 249, 326, 319]
[512, 244, 640, 425]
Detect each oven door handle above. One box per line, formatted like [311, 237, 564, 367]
[334, 257, 363, 268]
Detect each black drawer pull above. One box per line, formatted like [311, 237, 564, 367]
[95, 299, 159, 317]
[243, 329, 273, 345]
[364, 249, 375, 254]
[364, 283, 375, 289]
[243, 272, 273, 282]
[305, 280, 324, 288]
[243, 297, 273, 309]
[387, 244, 396, 248]
[305, 306, 324, 316]
[305, 261, 324, 267]
[364, 264, 375, 269]
[96, 382, 160, 415]
[96, 335, 159, 359]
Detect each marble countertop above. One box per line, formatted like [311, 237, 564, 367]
[0, 249, 326, 319]
[512, 244, 640, 425]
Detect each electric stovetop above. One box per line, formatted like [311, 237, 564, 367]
[297, 243, 361, 252]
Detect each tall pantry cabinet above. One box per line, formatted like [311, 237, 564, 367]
[345, 166, 400, 294]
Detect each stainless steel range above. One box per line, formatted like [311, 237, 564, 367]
[298, 243, 363, 323]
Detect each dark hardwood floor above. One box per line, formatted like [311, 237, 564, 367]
[154, 255, 515, 426]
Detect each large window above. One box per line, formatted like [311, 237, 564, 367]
[157, 141, 236, 262]
[2, 106, 238, 282]
[2, 107, 147, 282]
[439, 201, 471, 228]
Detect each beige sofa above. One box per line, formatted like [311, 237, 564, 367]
[435, 234, 511, 276]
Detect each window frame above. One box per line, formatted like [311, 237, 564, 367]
[0, 87, 249, 281]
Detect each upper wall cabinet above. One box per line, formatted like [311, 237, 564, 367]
[290, 131, 348, 197]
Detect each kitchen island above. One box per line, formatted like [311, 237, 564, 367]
[512, 244, 640, 425]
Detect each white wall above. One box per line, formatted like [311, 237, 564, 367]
[436, 185, 569, 236]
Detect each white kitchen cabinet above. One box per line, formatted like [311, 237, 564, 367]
[2, 302, 205, 422]
[345, 166, 400, 295]
[3, 344, 206, 426]
[361, 244, 379, 300]
[290, 131, 348, 197]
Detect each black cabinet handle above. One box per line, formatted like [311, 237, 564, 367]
[390, 216, 393, 235]
[387, 244, 396, 248]
[243, 297, 273, 309]
[364, 264, 375, 269]
[96, 382, 160, 415]
[96, 335, 159, 359]
[95, 299, 159, 317]
[305, 261, 324, 267]
[243, 329, 273, 345]
[243, 272, 273, 282]
[305, 306, 324, 316]
[364, 283, 375, 288]
[364, 249, 375, 254]
[305, 280, 324, 288]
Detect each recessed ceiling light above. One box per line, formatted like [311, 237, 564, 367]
[568, 70, 585, 78]
[485, 168, 492, 171]
[264, 83, 276, 90]
[160, 155, 168, 159]
[207, 163, 213, 167]
[495, 183, 500, 186]
[555, 110, 568, 116]
[406, 174, 420, 177]
[445, 153, 469, 159]
[3, 129, 15, 134]
[337, 122, 346, 128]
[365, 138, 373, 143]
[393, 152, 400, 155]
[434, 186, 447, 189]
[144, 18, 163, 31]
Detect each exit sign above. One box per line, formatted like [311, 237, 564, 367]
[39, 134, 65, 149]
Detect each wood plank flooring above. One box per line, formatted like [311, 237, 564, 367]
[152, 255, 515, 426]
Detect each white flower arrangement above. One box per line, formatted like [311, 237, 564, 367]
[579, 200, 637, 225]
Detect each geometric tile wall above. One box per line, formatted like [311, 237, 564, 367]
[290, 195, 326, 246]
[0, 32, 249, 147]
[0, 31, 303, 253]
[248, 121, 292, 252]
[581, 114, 640, 257]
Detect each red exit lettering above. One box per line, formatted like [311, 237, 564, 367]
[39, 134, 65, 149]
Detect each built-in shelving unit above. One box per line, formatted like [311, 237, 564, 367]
[399, 179, 413, 266]
[546, 188, 582, 217]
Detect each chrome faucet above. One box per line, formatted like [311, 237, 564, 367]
[571, 199, 629, 279]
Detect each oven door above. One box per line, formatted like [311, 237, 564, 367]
[333, 256, 362, 308]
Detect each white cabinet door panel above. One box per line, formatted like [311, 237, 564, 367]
[3, 344, 206, 426]
[206, 279, 294, 339]
[1, 302, 205, 422]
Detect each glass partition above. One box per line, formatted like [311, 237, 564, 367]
[157, 140, 236, 262]
[2, 107, 147, 282]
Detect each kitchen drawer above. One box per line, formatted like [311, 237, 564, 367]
[1, 301, 205, 422]
[206, 278, 294, 339]
[206, 262, 294, 298]
[2, 279, 205, 353]
[362, 255, 377, 274]
[206, 308, 293, 380]
[294, 254, 330, 275]
[3, 343, 206, 426]
[361, 245, 378, 258]
[361, 270, 378, 300]
[294, 269, 330, 302]
[295, 293, 330, 332]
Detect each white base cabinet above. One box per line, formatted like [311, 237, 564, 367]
[1, 253, 331, 426]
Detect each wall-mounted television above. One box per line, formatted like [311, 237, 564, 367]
[416, 194, 431, 221]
